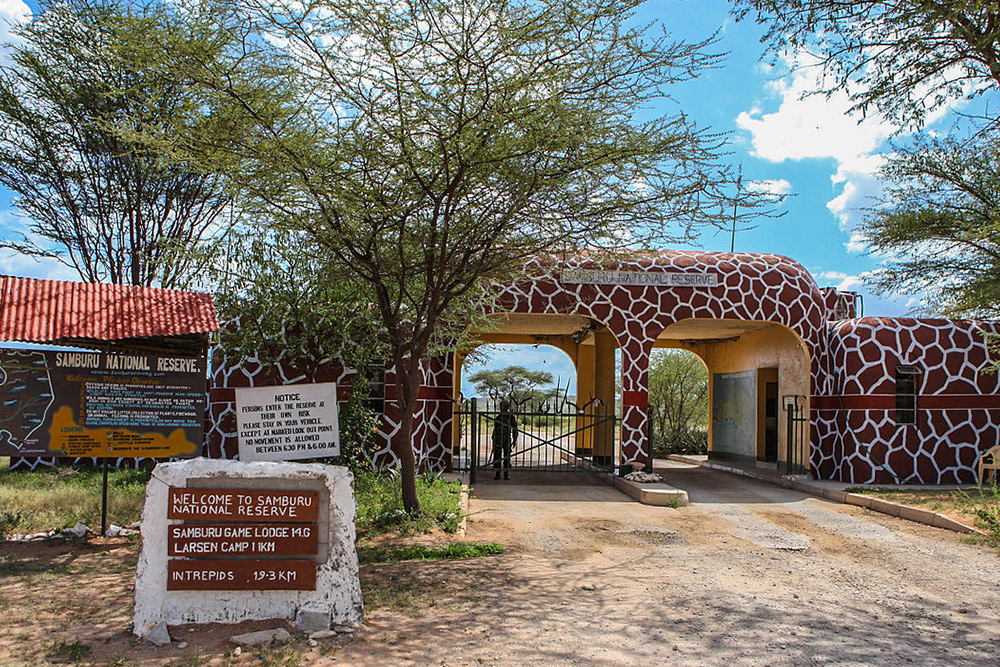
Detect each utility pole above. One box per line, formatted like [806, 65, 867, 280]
[730, 163, 742, 253]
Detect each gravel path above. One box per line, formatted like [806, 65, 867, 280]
[339, 464, 1000, 666]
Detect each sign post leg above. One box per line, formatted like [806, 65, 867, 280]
[101, 458, 109, 537]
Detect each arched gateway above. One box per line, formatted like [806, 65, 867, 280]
[209, 251, 1000, 485]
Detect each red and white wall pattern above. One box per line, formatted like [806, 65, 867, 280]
[206, 252, 1000, 483]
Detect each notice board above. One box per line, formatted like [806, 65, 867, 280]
[0, 348, 206, 458]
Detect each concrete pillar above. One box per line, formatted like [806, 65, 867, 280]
[576, 342, 595, 455]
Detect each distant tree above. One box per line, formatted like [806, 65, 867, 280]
[732, 1, 1000, 128]
[0, 0, 234, 287]
[468, 365, 554, 403]
[648, 350, 708, 450]
[861, 129, 1000, 318]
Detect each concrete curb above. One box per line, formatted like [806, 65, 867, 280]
[664, 455, 985, 536]
[612, 476, 689, 507]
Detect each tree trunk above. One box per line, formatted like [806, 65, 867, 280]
[393, 356, 424, 514]
[396, 393, 421, 513]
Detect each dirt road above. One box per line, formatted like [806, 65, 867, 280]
[342, 464, 1000, 666]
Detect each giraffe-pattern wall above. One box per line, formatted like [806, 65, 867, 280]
[493, 252, 831, 466]
[207, 339, 454, 471]
[818, 318, 1000, 483]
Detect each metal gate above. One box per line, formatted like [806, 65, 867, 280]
[783, 394, 808, 475]
[453, 397, 617, 484]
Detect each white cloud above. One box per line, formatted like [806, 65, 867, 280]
[816, 270, 862, 292]
[736, 53, 968, 255]
[0, 0, 30, 45]
[745, 178, 792, 195]
[736, 56, 895, 171]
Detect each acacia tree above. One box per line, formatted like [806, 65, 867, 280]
[0, 0, 234, 287]
[732, 1, 1000, 129]
[862, 129, 1000, 318]
[648, 350, 708, 450]
[468, 366, 554, 403]
[142, 0, 780, 512]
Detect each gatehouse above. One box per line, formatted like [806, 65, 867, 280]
[207, 251, 1000, 485]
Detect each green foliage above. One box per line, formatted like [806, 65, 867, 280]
[861, 129, 1000, 318]
[733, 1, 1000, 129]
[357, 542, 503, 564]
[0, 0, 235, 287]
[127, 0, 782, 513]
[211, 227, 384, 372]
[354, 468, 463, 536]
[331, 389, 382, 474]
[648, 349, 708, 436]
[651, 427, 708, 457]
[45, 640, 91, 663]
[0, 464, 150, 534]
[468, 365, 555, 402]
[970, 484, 1000, 547]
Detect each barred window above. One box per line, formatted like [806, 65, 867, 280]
[895, 365, 920, 425]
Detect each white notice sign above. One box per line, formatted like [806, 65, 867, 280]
[236, 383, 339, 462]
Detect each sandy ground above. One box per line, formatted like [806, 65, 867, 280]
[342, 465, 1000, 666]
[2, 463, 998, 666]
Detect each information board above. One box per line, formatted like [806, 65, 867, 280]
[166, 486, 321, 592]
[0, 348, 206, 458]
[236, 383, 340, 462]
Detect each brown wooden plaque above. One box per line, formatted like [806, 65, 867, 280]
[167, 488, 319, 523]
[168, 523, 319, 558]
[167, 559, 317, 591]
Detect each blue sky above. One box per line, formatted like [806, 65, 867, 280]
[0, 0, 986, 394]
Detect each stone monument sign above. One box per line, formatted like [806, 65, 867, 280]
[133, 458, 362, 644]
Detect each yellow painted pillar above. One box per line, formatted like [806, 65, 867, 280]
[593, 329, 616, 465]
[576, 341, 596, 455]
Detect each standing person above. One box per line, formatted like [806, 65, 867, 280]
[492, 399, 518, 480]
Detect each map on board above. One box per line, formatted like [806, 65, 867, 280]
[0, 350, 55, 454]
[0, 349, 206, 458]
[712, 369, 756, 458]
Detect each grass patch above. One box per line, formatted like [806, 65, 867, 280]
[357, 541, 502, 564]
[0, 465, 150, 534]
[355, 469, 463, 535]
[45, 639, 91, 663]
[0, 462, 463, 539]
[844, 484, 1000, 542]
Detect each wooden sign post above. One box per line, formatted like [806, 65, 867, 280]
[165, 487, 321, 591]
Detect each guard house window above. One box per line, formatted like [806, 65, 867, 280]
[365, 364, 385, 414]
[895, 365, 920, 425]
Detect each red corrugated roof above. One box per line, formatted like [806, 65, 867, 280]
[0, 275, 218, 343]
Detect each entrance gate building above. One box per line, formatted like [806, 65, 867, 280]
[207, 251, 1000, 485]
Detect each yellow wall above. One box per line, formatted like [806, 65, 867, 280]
[655, 323, 810, 470]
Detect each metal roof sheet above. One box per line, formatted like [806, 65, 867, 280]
[0, 275, 219, 344]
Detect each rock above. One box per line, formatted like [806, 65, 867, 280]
[233, 646, 242, 656]
[309, 630, 339, 640]
[230, 628, 291, 647]
[127, 521, 141, 529]
[308, 639, 318, 647]
[295, 607, 331, 633]
[105, 524, 123, 538]
[142, 621, 171, 646]
[62, 522, 89, 539]
[177, 641, 189, 649]
[581, 583, 596, 591]
[333, 625, 357, 634]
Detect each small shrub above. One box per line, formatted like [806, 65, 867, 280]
[354, 467, 464, 535]
[45, 639, 91, 663]
[651, 427, 708, 457]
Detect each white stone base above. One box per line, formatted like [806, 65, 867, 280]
[133, 458, 363, 642]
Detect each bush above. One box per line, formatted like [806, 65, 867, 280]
[651, 427, 708, 457]
[354, 468, 463, 535]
